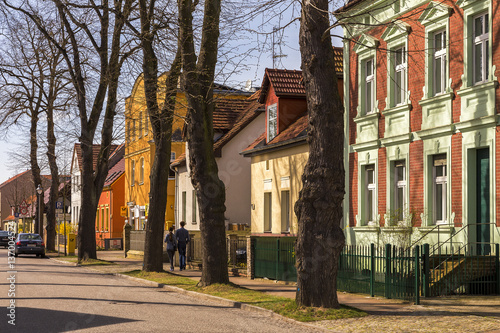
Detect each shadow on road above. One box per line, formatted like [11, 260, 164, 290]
[0, 307, 137, 332]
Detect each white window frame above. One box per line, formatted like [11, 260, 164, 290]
[365, 58, 375, 114]
[353, 34, 378, 117]
[267, 104, 278, 142]
[393, 161, 406, 222]
[433, 30, 447, 96]
[473, 12, 489, 85]
[393, 46, 407, 107]
[433, 155, 447, 225]
[365, 165, 376, 225]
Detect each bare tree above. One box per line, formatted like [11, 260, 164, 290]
[3, 0, 137, 260]
[0, 13, 73, 250]
[178, 0, 229, 285]
[131, 0, 182, 272]
[294, 0, 345, 307]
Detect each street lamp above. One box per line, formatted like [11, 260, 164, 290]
[36, 184, 43, 238]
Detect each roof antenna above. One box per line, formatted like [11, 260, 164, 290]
[272, 26, 287, 69]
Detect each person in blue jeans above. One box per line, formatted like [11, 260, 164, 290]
[164, 227, 177, 271]
[175, 221, 190, 271]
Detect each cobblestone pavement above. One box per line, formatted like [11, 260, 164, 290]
[51, 252, 500, 332]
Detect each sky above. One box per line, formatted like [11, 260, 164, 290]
[0, 8, 344, 185]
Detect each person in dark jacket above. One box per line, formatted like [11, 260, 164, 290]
[175, 221, 190, 271]
[164, 226, 177, 271]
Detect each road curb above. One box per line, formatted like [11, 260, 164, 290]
[48, 257, 79, 266]
[113, 272, 328, 332]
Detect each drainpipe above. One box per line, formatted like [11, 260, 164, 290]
[170, 162, 179, 228]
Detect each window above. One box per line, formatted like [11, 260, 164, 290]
[264, 192, 272, 232]
[433, 154, 447, 224]
[96, 208, 100, 231]
[394, 161, 406, 222]
[132, 119, 136, 141]
[192, 190, 197, 224]
[126, 121, 130, 143]
[144, 111, 148, 136]
[265, 160, 270, 171]
[365, 165, 376, 224]
[131, 160, 135, 186]
[393, 47, 406, 106]
[281, 190, 290, 232]
[473, 13, 489, 84]
[101, 208, 105, 231]
[267, 104, 277, 141]
[182, 191, 186, 222]
[365, 58, 375, 114]
[433, 30, 447, 95]
[138, 111, 143, 137]
[139, 158, 144, 185]
[170, 152, 176, 161]
[106, 207, 109, 231]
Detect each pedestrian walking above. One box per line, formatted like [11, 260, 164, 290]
[175, 221, 190, 271]
[165, 226, 177, 271]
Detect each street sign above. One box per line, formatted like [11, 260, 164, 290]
[19, 199, 29, 217]
[56, 201, 63, 209]
[14, 212, 19, 218]
[120, 206, 128, 217]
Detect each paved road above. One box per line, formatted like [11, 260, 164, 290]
[0, 249, 321, 332]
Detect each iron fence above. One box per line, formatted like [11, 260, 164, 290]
[253, 236, 297, 282]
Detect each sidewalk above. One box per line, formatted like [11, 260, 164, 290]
[91, 250, 413, 315]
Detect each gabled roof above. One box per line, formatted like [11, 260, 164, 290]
[259, 69, 305, 103]
[172, 92, 264, 168]
[242, 113, 308, 156]
[73, 143, 119, 172]
[213, 98, 254, 132]
[104, 157, 125, 187]
[0, 170, 31, 189]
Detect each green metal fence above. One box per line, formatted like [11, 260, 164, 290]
[337, 244, 419, 302]
[253, 236, 297, 282]
[252, 237, 500, 303]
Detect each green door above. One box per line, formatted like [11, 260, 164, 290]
[476, 148, 490, 255]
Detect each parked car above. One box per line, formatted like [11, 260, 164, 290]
[0, 230, 11, 248]
[15, 233, 45, 257]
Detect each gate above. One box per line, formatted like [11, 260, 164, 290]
[254, 237, 296, 282]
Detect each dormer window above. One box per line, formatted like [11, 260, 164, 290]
[267, 103, 277, 141]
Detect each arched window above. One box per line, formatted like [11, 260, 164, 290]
[140, 158, 144, 184]
[131, 160, 136, 186]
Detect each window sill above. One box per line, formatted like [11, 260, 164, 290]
[354, 226, 380, 233]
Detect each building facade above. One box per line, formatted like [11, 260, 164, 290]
[340, 0, 500, 250]
[172, 94, 265, 231]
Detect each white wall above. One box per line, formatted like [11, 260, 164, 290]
[175, 112, 265, 231]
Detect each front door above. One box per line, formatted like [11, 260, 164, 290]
[476, 148, 490, 255]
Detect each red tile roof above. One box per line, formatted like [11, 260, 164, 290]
[213, 98, 254, 132]
[259, 69, 305, 103]
[333, 47, 343, 75]
[74, 143, 119, 172]
[104, 157, 125, 187]
[243, 113, 308, 155]
[0, 170, 31, 189]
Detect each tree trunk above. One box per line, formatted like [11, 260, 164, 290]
[45, 103, 59, 251]
[294, 0, 345, 308]
[179, 0, 229, 286]
[29, 109, 43, 235]
[140, 0, 182, 272]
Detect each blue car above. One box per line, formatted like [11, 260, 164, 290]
[0, 230, 10, 248]
[15, 233, 45, 257]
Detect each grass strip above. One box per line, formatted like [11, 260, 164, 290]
[51, 255, 116, 266]
[123, 270, 367, 322]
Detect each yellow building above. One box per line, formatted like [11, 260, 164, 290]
[125, 74, 251, 230]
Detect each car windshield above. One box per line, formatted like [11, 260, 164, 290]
[19, 234, 42, 241]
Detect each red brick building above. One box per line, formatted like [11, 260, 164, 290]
[340, 0, 499, 251]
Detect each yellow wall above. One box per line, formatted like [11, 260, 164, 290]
[250, 144, 309, 234]
[125, 74, 250, 228]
